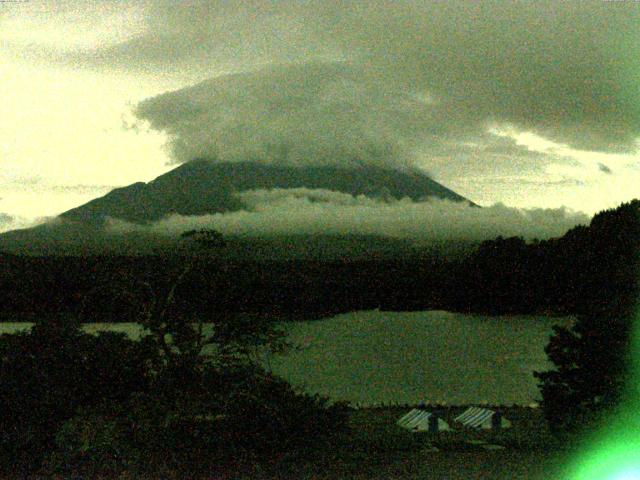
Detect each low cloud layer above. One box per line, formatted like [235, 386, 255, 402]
[0, 212, 46, 234]
[106, 189, 589, 243]
[0, 213, 14, 228]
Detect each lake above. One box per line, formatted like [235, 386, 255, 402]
[0, 310, 573, 406]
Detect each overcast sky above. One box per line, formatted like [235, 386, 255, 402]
[1, 0, 639, 232]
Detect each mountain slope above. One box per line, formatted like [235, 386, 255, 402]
[59, 160, 474, 225]
[0, 160, 475, 255]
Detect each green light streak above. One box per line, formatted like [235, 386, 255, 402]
[565, 310, 640, 480]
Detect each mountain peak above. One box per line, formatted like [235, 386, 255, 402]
[60, 160, 474, 225]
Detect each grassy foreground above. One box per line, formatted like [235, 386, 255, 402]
[199, 406, 572, 480]
[32, 405, 577, 479]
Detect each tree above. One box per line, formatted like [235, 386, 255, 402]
[0, 315, 153, 473]
[534, 309, 635, 437]
[180, 228, 226, 248]
[534, 200, 640, 438]
[47, 228, 348, 476]
[132, 229, 287, 372]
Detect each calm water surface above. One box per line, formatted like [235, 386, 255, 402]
[0, 310, 573, 406]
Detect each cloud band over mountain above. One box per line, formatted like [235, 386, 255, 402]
[126, 0, 639, 173]
[3, 0, 638, 221]
[106, 190, 589, 243]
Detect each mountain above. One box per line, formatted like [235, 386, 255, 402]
[59, 160, 474, 225]
[0, 160, 475, 255]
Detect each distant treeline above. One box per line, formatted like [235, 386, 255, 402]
[1, 200, 638, 322]
[0, 254, 450, 322]
[451, 199, 640, 315]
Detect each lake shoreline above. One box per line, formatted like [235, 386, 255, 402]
[0, 310, 573, 407]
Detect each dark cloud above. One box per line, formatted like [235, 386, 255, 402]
[81, 0, 336, 73]
[95, 0, 640, 154]
[598, 162, 613, 174]
[134, 61, 475, 170]
[0, 0, 144, 55]
[421, 134, 555, 180]
[106, 190, 590, 243]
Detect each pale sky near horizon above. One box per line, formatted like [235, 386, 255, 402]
[1, 1, 639, 231]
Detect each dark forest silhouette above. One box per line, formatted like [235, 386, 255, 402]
[0, 229, 349, 477]
[0, 200, 638, 476]
[1, 201, 638, 320]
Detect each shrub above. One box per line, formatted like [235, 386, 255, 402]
[48, 404, 134, 477]
[0, 318, 152, 473]
[46, 364, 349, 477]
[217, 367, 350, 461]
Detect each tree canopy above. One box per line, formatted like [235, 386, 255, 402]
[534, 200, 640, 437]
